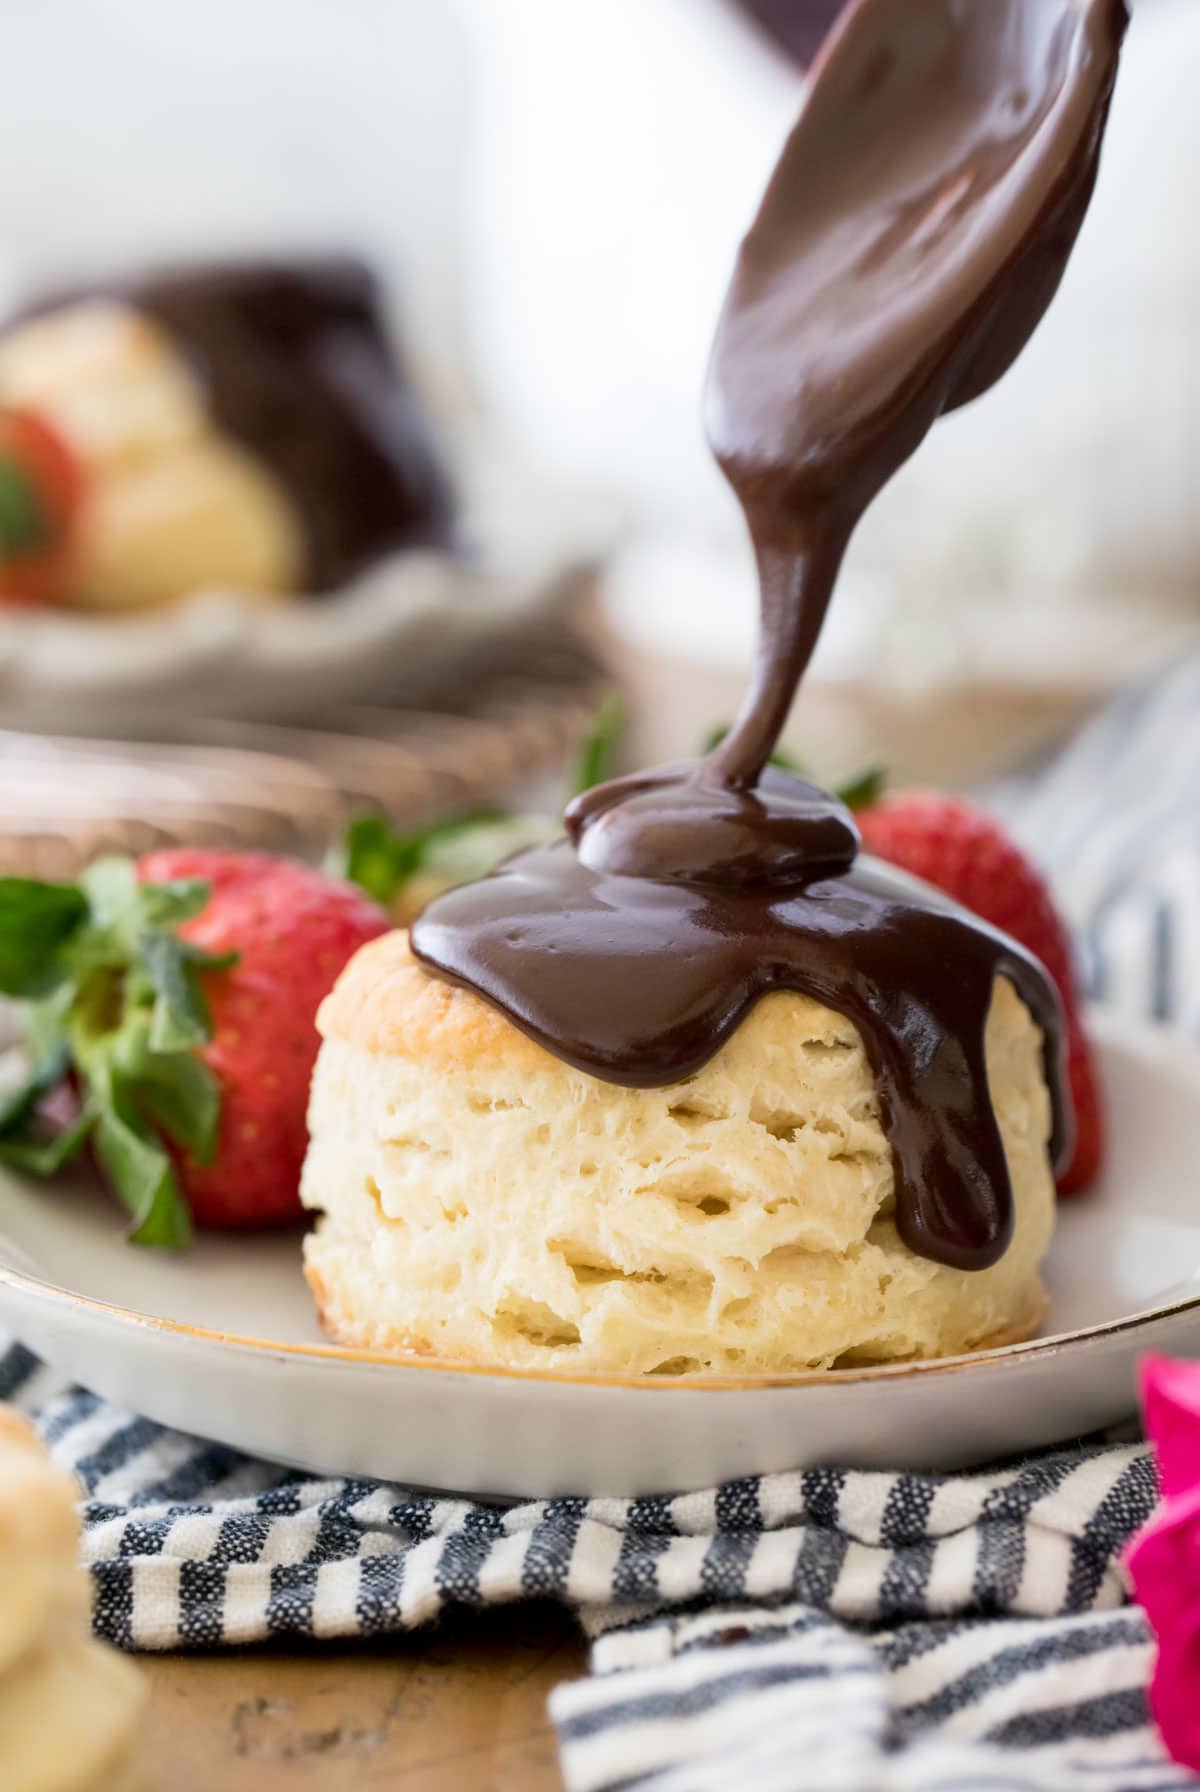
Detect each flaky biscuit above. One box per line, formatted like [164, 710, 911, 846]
[0, 1410, 88, 1676]
[303, 934, 1055, 1376]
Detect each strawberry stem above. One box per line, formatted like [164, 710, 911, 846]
[0, 860, 240, 1248]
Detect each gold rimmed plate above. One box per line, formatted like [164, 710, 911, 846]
[1, 1009, 1197, 1497]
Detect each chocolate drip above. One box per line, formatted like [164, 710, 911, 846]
[16, 257, 456, 591]
[704, 0, 1126, 800]
[412, 834, 1067, 1271]
[732, 0, 848, 71]
[413, 0, 1127, 1272]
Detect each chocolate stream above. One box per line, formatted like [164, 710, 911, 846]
[414, 0, 1127, 1272]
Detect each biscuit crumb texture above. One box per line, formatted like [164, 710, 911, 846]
[302, 934, 1055, 1376]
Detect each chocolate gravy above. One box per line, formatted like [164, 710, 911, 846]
[16, 258, 456, 591]
[413, 0, 1128, 1272]
[734, 0, 848, 72]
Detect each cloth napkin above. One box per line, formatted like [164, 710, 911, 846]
[5, 650, 1200, 1792]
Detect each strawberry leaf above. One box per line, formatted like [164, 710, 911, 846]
[80, 856, 139, 928]
[92, 1071, 193, 1249]
[0, 1103, 95, 1176]
[140, 932, 213, 1051]
[570, 693, 626, 797]
[137, 877, 213, 931]
[0, 1038, 69, 1135]
[340, 814, 424, 904]
[0, 460, 50, 555]
[835, 764, 886, 811]
[176, 939, 239, 973]
[341, 808, 504, 907]
[338, 692, 626, 906]
[128, 1051, 221, 1165]
[0, 856, 225, 1248]
[0, 996, 88, 1172]
[0, 878, 88, 997]
[63, 925, 130, 979]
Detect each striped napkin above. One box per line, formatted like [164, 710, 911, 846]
[4, 649, 1200, 1792]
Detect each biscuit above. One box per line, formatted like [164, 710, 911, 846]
[302, 932, 1056, 1375]
[0, 1407, 147, 1791]
[0, 300, 303, 608]
[0, 1410, 88, 1676]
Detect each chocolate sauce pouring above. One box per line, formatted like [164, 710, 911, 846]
[413, 0, 1127, 1272]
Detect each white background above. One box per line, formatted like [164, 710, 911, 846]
[2, 0, 1197, 695]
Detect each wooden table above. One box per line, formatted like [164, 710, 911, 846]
[141, 1606, 585, 1790]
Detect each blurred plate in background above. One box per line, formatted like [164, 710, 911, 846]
[0, 436, 617, 734]
[0, 619, 607, 879]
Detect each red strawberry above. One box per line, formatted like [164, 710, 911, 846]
[0, 408, 85, 604]
[136, 851, 389, 1227]
[856, 793, 1103, 1194]
[0, 850, 388, 1244]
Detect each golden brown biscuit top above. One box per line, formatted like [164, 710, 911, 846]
[317, 929, 550, 1072]
[317, 926, 889, 1085]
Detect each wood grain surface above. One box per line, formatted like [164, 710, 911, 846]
[140, 1606, 584, 1791]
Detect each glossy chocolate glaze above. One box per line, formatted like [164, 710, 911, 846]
[18, 257, 455, 591]
[733, 0, 848, 71]
[413, 0, 1127, 1270]
[412, 826, 1069, 1271]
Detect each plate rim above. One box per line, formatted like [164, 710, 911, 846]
[2, 1007, 1197, 1395]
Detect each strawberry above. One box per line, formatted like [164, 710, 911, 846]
[856, 792, 1103, 1194]
[0, 408, 85, 604]
[0, 852, 388, 1242]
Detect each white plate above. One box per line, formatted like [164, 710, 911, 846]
[1, 1009, 1197, 1498]
[0, 437, 617, 734]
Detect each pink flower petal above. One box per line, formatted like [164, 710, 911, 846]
[1149, 1623, 1200, 1773]
[1141, 1355, 1200, 1500]
[1130, 1357, 1200, 1770]
[1127, 1484, 1200, 1640]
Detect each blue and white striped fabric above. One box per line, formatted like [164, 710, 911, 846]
[3, 649, 1200, 1792]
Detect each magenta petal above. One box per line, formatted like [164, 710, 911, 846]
[1141, 1356, 1200, 1501]
[1127, 1485, 1200, 1639]
[1131, 1358, 1200, 1770]
[1148, 1623, 1200, 1772]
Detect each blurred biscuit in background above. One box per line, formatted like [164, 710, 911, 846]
[0, 1406, 147, 1792]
